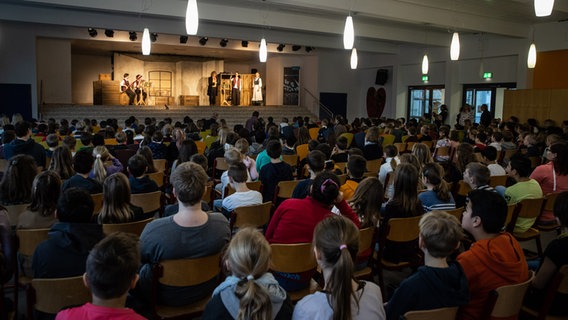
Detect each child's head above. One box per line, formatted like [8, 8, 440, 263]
[224, 148, 243, 165]
[57, 187, 94, 223]
[266, 140, 283, 159]
[419, 211, 464, 258]
[307, 150, 326, 173]
[347, 155, 366, 178]
[336, 136, 348, 151]
[85, 232, 140, 300]
[384, 144, 398, 158]
[190, 153, 208, 172]
[72, 150, 94, 174]
[171, 162, 208, 207]
[46, 134, 59, 148]
[228, 162, 248, 184]
[311, 172, 341, 206]
[127, 154, 148, 178]
[481, 146, 498, 162]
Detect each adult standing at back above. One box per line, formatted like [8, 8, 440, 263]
[252, 72, 263, 106]
[230, 71, 242, 106]
[3, 121, 46, 168]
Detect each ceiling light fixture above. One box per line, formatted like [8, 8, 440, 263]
[277, 44, 285, 52]
[450, 32, 460, 61]
[142, 28, 151, 55]
[150, 33, 158, 42]
[104, 29, 114, 37]
[422, 54, 429, 75]
[88, 28, 98, 38]
[129, 32, 137, 42]
[185, 0, 199, 35]
[220, 38, 228, 47]
[534, 0, 554, 17]
[343, 15, 354, 50]
[259, 38, 267, 62]
[527, 43, 537, 68]
[350, 48, 358, 69]
[199, 37, 208, 46]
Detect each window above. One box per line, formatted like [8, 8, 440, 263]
[407, 86, 445, 121]
[462, 83, 516, 123]
[148, 71, 172, 97]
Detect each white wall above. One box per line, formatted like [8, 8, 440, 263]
[72, 54, 112, 104]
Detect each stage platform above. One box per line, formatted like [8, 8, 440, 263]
[39, 104, 318, 127]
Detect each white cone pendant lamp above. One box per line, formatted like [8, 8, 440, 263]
[450, 32, 460, 61]
[422, 54, 429, 74]
[259, 38, 267, 63]
[142, 28, 151, 55]
[350, 48, 358, 69]
[343, 16, 354, 50]
[534, 0, 554, 17]
[185, 0, 199, 35]
[528, 43, 537, 68]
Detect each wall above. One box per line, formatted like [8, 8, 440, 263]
[533, 50, 568, 89]
[71, 54, 112, 104]
[36, 38, 72, 104]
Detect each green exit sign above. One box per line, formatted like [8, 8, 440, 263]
[421, 75, 429, 81]
[483, 72, 493, 79]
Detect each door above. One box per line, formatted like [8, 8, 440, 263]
[407, 86, 445, 122]
[463, 83, 516, 124]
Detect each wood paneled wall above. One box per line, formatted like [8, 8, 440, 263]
[503, 89, 568, 123]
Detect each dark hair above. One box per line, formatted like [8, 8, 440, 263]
[14, 121, 30, 137]
[178, 139, 198, 164]
[266, 140, 282, 159]
[73, 150, 94, 174]
[29, 171, 61, 217]
[80, 132, 93, 146]
[86, 232, 140, 299]
[468, 189, 507, 233]
[336, 136, 348, 151]
[311, 172, 340, 206]
[46, 134, 59, 148]
[349, 177, 384, 228]
[481, 146, 498, 161]
[190, 153, 208, 172]
[456, 143, 476, 172]
[171, 162, 208, 206]
[550, 142, 568, 175]
[228, 162, 248, 183]
[553, 191, 568, 227]
[49, 146, 74, 179]
[137, 146, 157, 173]
[0, 154, 37, 204]
[391, 163, 420, 215]
[307, 150, 326, 173]
[508, 154, 532, 178]
[57, 187, 94, 222]
[316, 143, 332, 160]
[465, 162, 490, 186]
[127, 154, 148, 178]
[313, 215, 360, 320]
[423, 162, 451, 202]
[347, 155, 366, 178]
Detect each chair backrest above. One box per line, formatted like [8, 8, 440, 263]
[0, 159, 8, 172]
[274, 180, 301, 201]
[296, 144, 309, 161]
[403, 306, 459, 320]
[102, 217, 154, 236]
[270, 243, 316, 274]
[505, 203, 516, 231]
[16, 228, 50, 257]
[308, 127, 319, 140]
[434, 146, 451, 158]
[483, 271, 535, 318]
[366, 158, 383, 175]
[334, 162, 347, 173]
[214, 157, 229, 173]
[527, 156, 541, 169]
[339, 132, 354, 147]
[226, 181, 263, 196]
[456, 180, 471, 197]
[91, 193, 103, 215]
[502, 149, 517, 163]
[146, 171, 165, 188]
[358, 227, 375, 255]
[420, 141, 433, 150]
[406, 142, 417, 152]
[4, 203, 31, 227]
[543, 192, 560, 212]
[153, 159, 167, 172]
[489, 175, 508, 188]
[445, 207, 464, 222]
[394, 142, 406, 154]
[231, 202, 272, 230]
[281, 154, 299, 167]
[104, 138, 118, 146]
[30, 276, 91, 314]
[157, 253, 221, 287]
[194, 140, 206, 154]
[385, 216, 422, 243]
[516, 198, 545, 220]
[382, 134, 395, 147]
[130, 191, 162, 214]
[114, 148, 137, 174]
[338, 174, 348, 185]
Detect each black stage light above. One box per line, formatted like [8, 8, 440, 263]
[277, 44, 285, 52]
[305, 46, 313, 53]
[180, 35, 188, 44]
[104, 29, 114, 37]
[150, 33, 158, 42]
[199, 37, 208, 45]
[220, 38, 228, 47]
[241, 40, 248, 47]
[88, 28, 98, 38]
[292, 45, 301, 51]
[129, 32, 137, 41]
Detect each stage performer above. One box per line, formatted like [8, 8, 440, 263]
[252, 72, 263, 106]
[120, 73, 136, 105]
[133, 74, 147, 105]
[207, 71, 218, 106]
[230, 72, 241, 106]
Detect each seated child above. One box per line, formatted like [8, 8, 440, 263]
[127, 154, 159, 194]
[221, 163, 263, 219]
[339, 155, 366, 201]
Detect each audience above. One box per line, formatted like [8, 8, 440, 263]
[3, 121, 46, 168]
[48, 146, 74, 180]
[339, 155, 366, 201]
[62, 150, 102, 194]
[221, 162, 263, 218]
[17, 171, 61, 229]
[419, 162, 456, 212]
[97, 172, 146, 224]
[0, 154, 37, 205]
[348, 177, 384, 229]
[259, 140, 293, 203]
[127, 154, 159, 194]
[91, 146, 124, 184]
[292, 150, 326, 199]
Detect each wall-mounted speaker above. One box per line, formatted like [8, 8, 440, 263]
[375, 69, 388, 85]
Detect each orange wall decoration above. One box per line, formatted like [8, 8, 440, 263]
[533, 50, 568, 89]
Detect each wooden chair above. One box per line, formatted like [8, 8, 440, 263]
[376, 215, 423, 297]
[480, 271, 535, 320]
[114, 148, 137, 174]
[104, 138, 118, 146]
[366, 158, 383, 175]
[406, 142, 417, 152]
[150, 253, 221, 319]
[445, 207, 464, 222]
[403, 306, 459, 320]
[230, 202, 272, 234]
[354, 227, 376, 281]
[102, 217, 154, 236]
[201, 185, 213, 208]
[394, 142, 406, 154]
[505, 203, 516, 230]
[381, 134, 395, 147]
[4, 203, 31, 227]
[194, 140, 206, 155]
[273, 180, 301, 204]
[508, 198, 546, 256]
[489, 175, 508, 188]
[536, 192, 562, 235]
[0, 159, 8, 173]
[521, 265, 568, 320]
[296, 144, 309, 161]
[270, 243, 319, 302]
[89, 193, 103, 215]
[26, 276, 91, 319]
[401, 135, 409, 143]
[226, 181, 263, 197]
[433, 146, 451, 161]
[281, 154, 298, 168]
[147, 171, 165, 188]
[334, 162, 347, 173]
[338, 174, 348, 185]
[420, 141, 433, 150]
[500, 149, 518, 165]
[212, 157, 229, 179]
[339, 132, 354, 147]
[153, 159, 167, 172]
[308, 127, 319, 140]
[131, 191, 162, 216]
[528, 156, 541, 169]
[456, 180, 472, 197]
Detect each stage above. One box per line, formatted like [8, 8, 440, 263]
[38, 104, 317, 127]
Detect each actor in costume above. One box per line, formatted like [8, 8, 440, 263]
[252, 72, 263, 106]
[207, 71, 219, 106]
[230, 72, 241, 106]
[120, 73, 136, 105]
[133, 74, 147, 105]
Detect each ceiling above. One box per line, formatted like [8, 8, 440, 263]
[4, 0, 568, 61]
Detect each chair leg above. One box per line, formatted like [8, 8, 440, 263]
[377, 266, 385, 299]
[535, 236, 543, 257]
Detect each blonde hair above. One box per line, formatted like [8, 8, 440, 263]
[419, 211, 464, 258]
[224, 228, 272, 320]
[98, 172, 134, 224]
[92, 146, 111, 184]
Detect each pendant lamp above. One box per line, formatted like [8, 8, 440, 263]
[422, 54, 429, 75]
[350, 48, 358, 69]
[527, 43, 537, 68]
[450, 32, 460, 61]
[185, 0, 199, 35]
[534, 0, 554, 17]
[343, 16, 354, 50]
[142, 28, 151, 55]
[259, 38, 267, 62]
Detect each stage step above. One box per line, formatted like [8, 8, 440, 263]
[38, 104, 319, 128]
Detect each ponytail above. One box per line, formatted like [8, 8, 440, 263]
[93, 154, 106, 184]
[423, 163, 450, 202]
[235, 278, 272, 320]
[328, 246, 357, 320]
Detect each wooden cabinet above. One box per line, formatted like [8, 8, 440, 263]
[179, 95, 199, 106]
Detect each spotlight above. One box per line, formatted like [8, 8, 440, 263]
[129, 32, 137, 41]
[277, 44, 285, 52]
[292, 45, 301, 51]
[199, 37, 208, 46]
[305, 46, 314, 53]
[88, 28, 97, 38]
[220, 38, 228, 47]
[104, 29, 114, 37]
[180, 35, 188, 44]
[150, 33, 158, 42]
[241, 40, 249, 48]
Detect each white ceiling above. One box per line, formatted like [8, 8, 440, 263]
[4, 0, 568, 61]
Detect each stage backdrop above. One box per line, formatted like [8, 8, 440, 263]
[283, 66, 300, 105]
